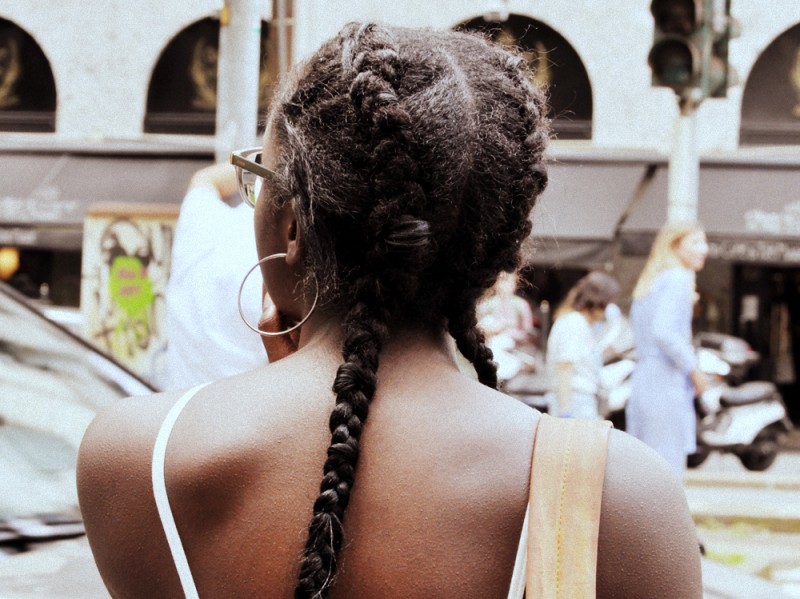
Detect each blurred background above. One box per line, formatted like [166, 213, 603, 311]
[0, 1, 799, 597]
[2, 0, 800, 411]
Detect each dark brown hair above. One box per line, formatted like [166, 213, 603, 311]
[266, 22, 549, 598]
[566, 271, 621, 313]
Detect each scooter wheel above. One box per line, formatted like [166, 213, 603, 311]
[738, 429, 779, 472]
[687, 447, 710, 469]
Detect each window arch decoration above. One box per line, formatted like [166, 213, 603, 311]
[740, 22, 800, 145]
[0, 18, 57, 132]
[455, 14, 593, 140]
[145, 17, 275, 135]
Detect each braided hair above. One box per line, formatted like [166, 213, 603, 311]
[266, 23, 549, 598]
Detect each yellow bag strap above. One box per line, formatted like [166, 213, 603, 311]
[526, 414, 612, 599]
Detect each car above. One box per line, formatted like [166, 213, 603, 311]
[0, 281, 154, 598]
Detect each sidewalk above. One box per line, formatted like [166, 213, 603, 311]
[685, 450, 800, 598]
[683, 450, 800, 526]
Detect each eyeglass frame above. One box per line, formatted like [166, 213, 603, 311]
[230, 147, 283, 207]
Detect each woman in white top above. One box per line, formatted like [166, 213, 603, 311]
[546, 272, 620, 418]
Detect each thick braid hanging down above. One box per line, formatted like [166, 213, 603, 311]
[443, 50, 548, 390]
[294, 24, 430, 599]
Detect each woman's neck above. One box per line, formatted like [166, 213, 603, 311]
[297, 313, 459, 368]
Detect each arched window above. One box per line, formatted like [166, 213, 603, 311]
[456, 14, 593, 140]
[740, 22, 800, 145]
[0, 18, 56, 132]
[145, 18, 275, 135]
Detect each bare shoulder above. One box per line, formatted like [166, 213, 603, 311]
[78, 389, 183, 489]
[597, 429, 702, 599]
[77, 389, 189, 597]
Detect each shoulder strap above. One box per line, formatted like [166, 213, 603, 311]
[151, 383, 209, 599]
[526, 414, 612, 599]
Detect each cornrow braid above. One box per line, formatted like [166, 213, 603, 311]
[295, 297, 388, 598]
[267, 23, 550, 598]
[449, 305, 499, 388]
[443, 45, 549, 389]
[294, 24, 431, 599]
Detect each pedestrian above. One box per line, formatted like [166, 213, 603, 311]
[545, 271, 620, 419]
[477, 271, 535, 380]
[626, 221, 710, 476]
[78, 23, 702, 598]
[161, 162, 266, 390]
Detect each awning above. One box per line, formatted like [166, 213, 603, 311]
[524, 161, 649, 266]
[621, 163, 800, 264]
[0, 152, 212, 250]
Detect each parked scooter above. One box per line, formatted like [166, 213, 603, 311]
[601, 330, 793, 472]
[492, 334, 550, 411]
[688, 345, 793, 471]
[502, 321, 793, 472]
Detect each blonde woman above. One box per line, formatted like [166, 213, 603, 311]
[626, 222, 709, 476]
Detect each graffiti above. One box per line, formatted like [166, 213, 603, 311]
[81, 215, 175, 383]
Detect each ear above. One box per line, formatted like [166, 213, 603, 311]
[284, 200, 302, 267]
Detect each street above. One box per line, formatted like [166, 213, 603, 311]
[685, 447, 800, 598]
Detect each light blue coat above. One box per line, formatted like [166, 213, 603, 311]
[626, 268, 698, 475]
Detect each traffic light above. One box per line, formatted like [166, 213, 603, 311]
[702, 0, 738, 98]
[648, 0, 704, 94]
[648, 0, 736, 100]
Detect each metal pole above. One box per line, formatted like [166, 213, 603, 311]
[215, 0, 261, 163]
[276, 0, 288, 81]
[667, 100, 700, 223]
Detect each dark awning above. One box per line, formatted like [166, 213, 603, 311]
[0, 152, 212, 250]
[621, 163, 800, 264]
[524, 161, 649, 266]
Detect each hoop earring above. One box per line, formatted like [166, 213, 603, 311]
[237, 252, 319, 337]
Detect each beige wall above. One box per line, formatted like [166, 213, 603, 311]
[2, 1, 799, 154]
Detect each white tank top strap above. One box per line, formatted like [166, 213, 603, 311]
[151, 383, 209, 599]
[507, 504, 530, 599]
[507, 408, 539, 599]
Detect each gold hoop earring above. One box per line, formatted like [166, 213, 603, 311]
[237, 252, 319, 337]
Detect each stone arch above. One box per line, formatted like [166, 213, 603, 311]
[0, 17, 56, 132]
[740, 21, 800, 145]
[455, 13, 593, 140]
[144, 17, 275, 135]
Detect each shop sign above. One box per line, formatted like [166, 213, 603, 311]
[0, 189, 83, 224]
[744, 201, 800, 236]
[707, 238, 800, 264]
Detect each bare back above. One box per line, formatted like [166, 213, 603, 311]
[77, 333, 701, 598]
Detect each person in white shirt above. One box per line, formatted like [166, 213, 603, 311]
[161, 162, 266, 389]
[477, 271, 535, 381]
[546, 272, 620, 418]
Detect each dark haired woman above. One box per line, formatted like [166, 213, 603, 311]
[545, 272, 620, 419]
[78, 23, 702, 598]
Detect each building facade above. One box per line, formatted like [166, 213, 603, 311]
[2, 1, 800, 412]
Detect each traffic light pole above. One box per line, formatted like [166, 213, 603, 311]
[215, 0, 262, 163]
[649, 0, 737, 225]
[667, 97, 700, 223]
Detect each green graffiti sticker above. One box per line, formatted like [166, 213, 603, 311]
[109, 256, 154, 317]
